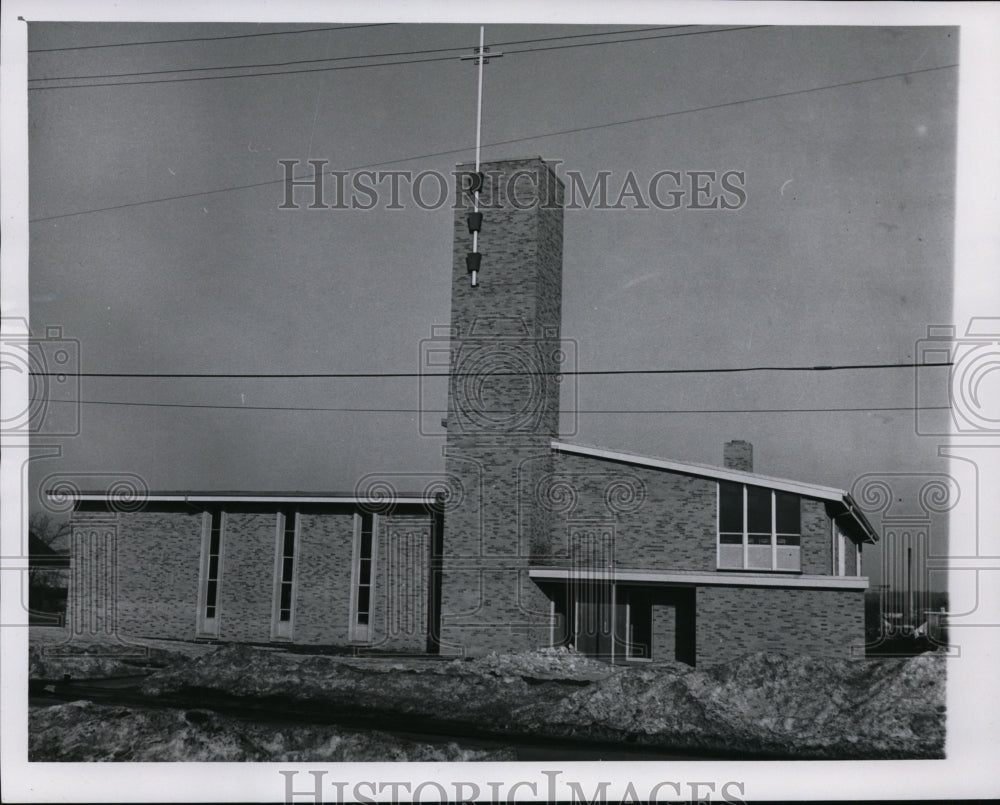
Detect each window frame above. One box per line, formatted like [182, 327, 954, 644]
[271, 509, 300, 640]
[716, 483, 801, 573]
[196, 510, 226, 637]
[348, 511, 378, 643]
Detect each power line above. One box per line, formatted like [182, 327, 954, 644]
[29, 26, 756, 89]
[28, 62, 957, 224]
[27, 23, 396, 53]
[30, 361, 950, 379]
[28, 52, 459, 90]
[37, 397, 950, 415]
[30, 26, 690, 82]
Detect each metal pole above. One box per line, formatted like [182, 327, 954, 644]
[471, 25, 484, 286]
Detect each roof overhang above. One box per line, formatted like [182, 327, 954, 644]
[551, 441, 879, 544]
[529, 566, 870, 591]
[50, 491, 437, 506]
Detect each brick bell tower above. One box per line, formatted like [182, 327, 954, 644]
[437, 157, 565, 655]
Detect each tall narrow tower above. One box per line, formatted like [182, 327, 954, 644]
[438, 157, 565, 655]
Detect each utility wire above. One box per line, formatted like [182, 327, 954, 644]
[37, 397, 950, 415]
[27, 23, 396, 53]
[29, 26, 755, 89]
[30, 361, 951, 379]
[28, 62, 957, 224]
[30, 26, 691, 82]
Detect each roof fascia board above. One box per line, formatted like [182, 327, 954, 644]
[528, 566, 870, 591]
[551, 440, 846, 501]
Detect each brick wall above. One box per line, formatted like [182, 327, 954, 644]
[217, 512, 278, 643]
[71, 505, 437, 650]
[695, 585, 865, 664]
[292, 512, 355, 645]
[801, 498, 832, 575]
[371, 514, 433, 652]
[843, 531, 858, 576]
[439, 158, 565, 655]
[651, 603, 677, 662]
[544, 452, 842, 580]
[545, 452, 717, 571]
[69, 510, 202, 642]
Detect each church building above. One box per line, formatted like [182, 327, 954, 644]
[62, 157, 877, 665]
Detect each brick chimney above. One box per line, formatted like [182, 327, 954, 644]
[724, 440, 753, 472]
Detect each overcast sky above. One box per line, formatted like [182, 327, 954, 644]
[25, 20, 960, 581]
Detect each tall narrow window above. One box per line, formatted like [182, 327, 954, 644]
[350, 512, 377, 642]
[272, 510, 297, 639]
[198, 510, 225, 637]
[717, 484, 801, 572]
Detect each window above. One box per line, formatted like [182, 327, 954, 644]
[717, 482, 801, 571]
[272, 510, 298, 639]
[349, 512, 377, 642]
[198, 510, 225, 636]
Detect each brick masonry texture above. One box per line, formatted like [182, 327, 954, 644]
[216, 513, 278, 643]
[723, 440, 753, 472]
[70, 506, 435, 650]
[651, 603, 677, 661]
[440, 158, 565, 655]
[292, 512, 355, 646]
[695, 585, 865, 664]
[69, 511, 202, 642]
[371, 514, 433, 652]
[543, 452, 843, 577]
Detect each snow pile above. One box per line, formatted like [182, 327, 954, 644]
[447, 646, 619, 682]
[30, 701, 514, 762]
[29, 629, 215, 681]
[134, 644, 945, 759]
[519, 651, 945, 758]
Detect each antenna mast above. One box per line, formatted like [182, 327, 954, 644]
[461, 26, 503, 287]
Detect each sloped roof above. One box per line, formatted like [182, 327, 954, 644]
[551, 440, 878, 543]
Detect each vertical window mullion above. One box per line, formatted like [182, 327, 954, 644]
[272, 510, 297, 639]
[771, 490, 778, 571]
[742, 485, 748, 570]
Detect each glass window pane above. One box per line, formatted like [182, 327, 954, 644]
[206, 580, 217, 606]
[283, 557, 294, 580]
[360, 527, 372, 559]
[357, 586, 370, 613]
[776, 491, 800, 534]
[777, 534, 800, 546]
[357, 612, 369, 625]
[208, 555, 219, 579]
[719, 532, 743, 544]
[747, 486, 771, 533]
[747, 533, 771, 545]
[719, 482, 743, 532]
[280, 583, 292, 610]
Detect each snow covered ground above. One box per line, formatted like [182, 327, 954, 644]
[29, 629, 945, 761]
